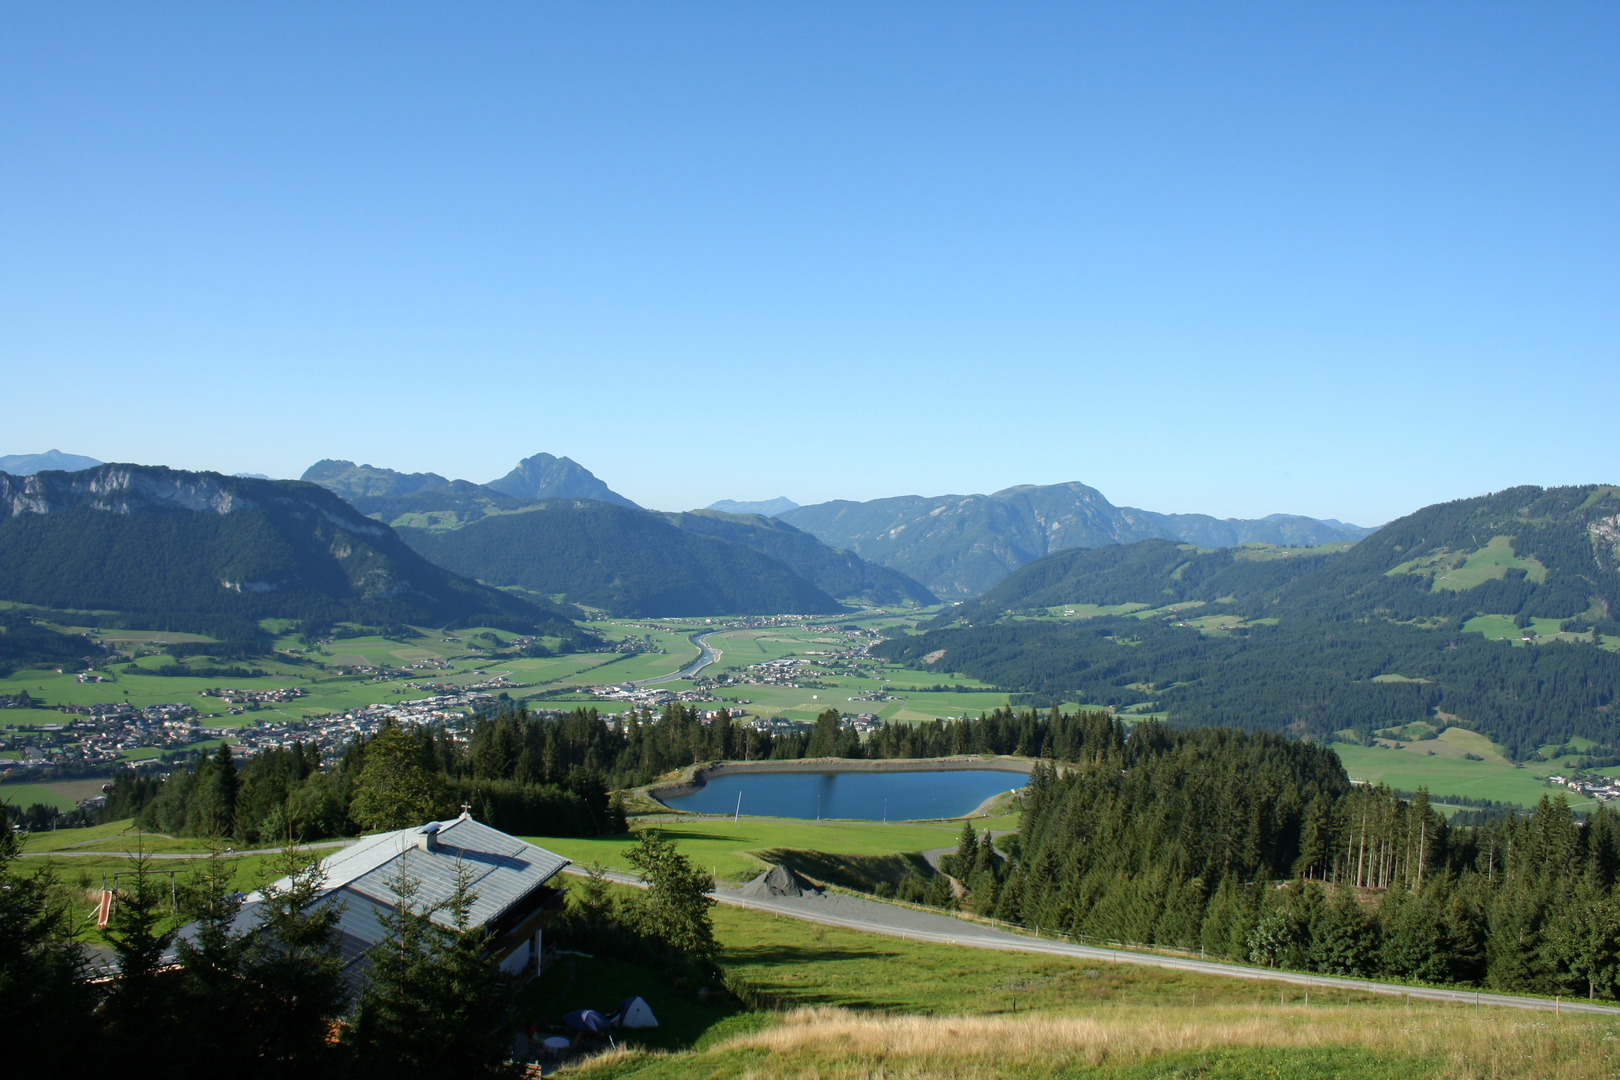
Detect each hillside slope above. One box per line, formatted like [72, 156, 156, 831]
[781, 482, 1371, 597]
[878, 485, 1620, 757]
[659, 510, 936, 606]
[399, 500, 847, 617]
[0, 465, 573, 650]
[303, 462, 928, 612]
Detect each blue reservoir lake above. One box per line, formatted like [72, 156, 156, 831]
[660, 768, 1027, 821]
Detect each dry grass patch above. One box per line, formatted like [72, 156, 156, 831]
[573, 1003, 1620, 1080]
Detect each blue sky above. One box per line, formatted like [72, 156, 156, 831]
[2, 3, 1614, 524]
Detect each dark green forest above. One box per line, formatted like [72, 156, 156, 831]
[0, 607, 95, 675]
[962, 717, 1620, 999]
[657, 509, 937, 606]
[877, 486, 1620, 757]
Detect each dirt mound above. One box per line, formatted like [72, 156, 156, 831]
[737, 864, 821, 898]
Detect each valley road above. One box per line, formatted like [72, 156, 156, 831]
[631, 630, 724, 686]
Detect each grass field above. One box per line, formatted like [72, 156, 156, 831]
[536, 887, 1620, 1080]
[1, 778, 111, 811]
[1331, 741, 1590, 809]
[15, 848, 287, 939]
[523, 816, 976, 884]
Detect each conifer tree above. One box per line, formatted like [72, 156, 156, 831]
[100, 846, 181, 1061]
[245, 842, 350, 1072]
[952, 820, 979, 877]
[172, 844, 251, 1072]
[624, 830, 718, 965]
[0, 815, 99, 1063]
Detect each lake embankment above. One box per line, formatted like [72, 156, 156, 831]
[646, 755, 1037, 810]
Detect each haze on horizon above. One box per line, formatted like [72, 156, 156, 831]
[2, 3, 1615, 526]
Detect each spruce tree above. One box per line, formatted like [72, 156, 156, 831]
[245, 843, 350, 1072]
[1381, 889, 1450, 983]
[0, 816, 99, 1065]
[952, 820, 978, 877]
[347, 856, 517, 1079]
[172, 844, 250, 1072]
[100, 847, 182, 1062]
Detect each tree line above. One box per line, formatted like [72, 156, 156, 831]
[922, 718, 1620, 999]
[103, 701, 1143, 847]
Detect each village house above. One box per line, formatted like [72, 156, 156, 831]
[239, 812, 571, 984]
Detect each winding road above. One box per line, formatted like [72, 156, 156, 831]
[630, 630, 725, 686]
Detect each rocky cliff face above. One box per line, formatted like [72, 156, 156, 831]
[0, 463, 566, 634]
[1, 464, 389, 535]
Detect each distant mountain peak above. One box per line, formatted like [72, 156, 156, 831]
[707, 497, 799, 517]
[300, 460, 453, 502]
[0, 449, 103, 475]
[486, 453, 638, 508]
[780, 481, 1377, 598]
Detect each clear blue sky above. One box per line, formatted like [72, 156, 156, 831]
[2, 3, 1615, 524]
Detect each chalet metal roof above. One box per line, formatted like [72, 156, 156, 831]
[308, 816, 570, 931]
[238, 815, 570, 981]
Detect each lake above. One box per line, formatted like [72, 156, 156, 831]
[659, 768, 1026, 821]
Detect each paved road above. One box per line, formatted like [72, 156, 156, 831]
[564, 865, 1620, 1018]
[632, 631, 724, 686]
[20, 839, 353, 860]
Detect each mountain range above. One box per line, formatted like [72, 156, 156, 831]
[299, 457, 935, 615]
[875, 484, 1620, 757]
[707, 497, 799, 516]
[0, 464, 574, 663]
[21, 452, 1373, 602]
[778, 482, 1373, 598]
[303, 453, 639, 508]
[0, 450, 103, 475]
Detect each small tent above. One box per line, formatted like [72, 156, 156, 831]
[609, 996, 659, 1029]
[564, 1009, 613, 1036]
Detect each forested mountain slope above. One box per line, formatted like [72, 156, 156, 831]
[876, 485, 1620, 757]
[780, 481, 1370, 598]
[0, 465, 574, 655]
[304, 461, 931, 611]
[658, 509, 937, 606]
[399, 500, 847, 617]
